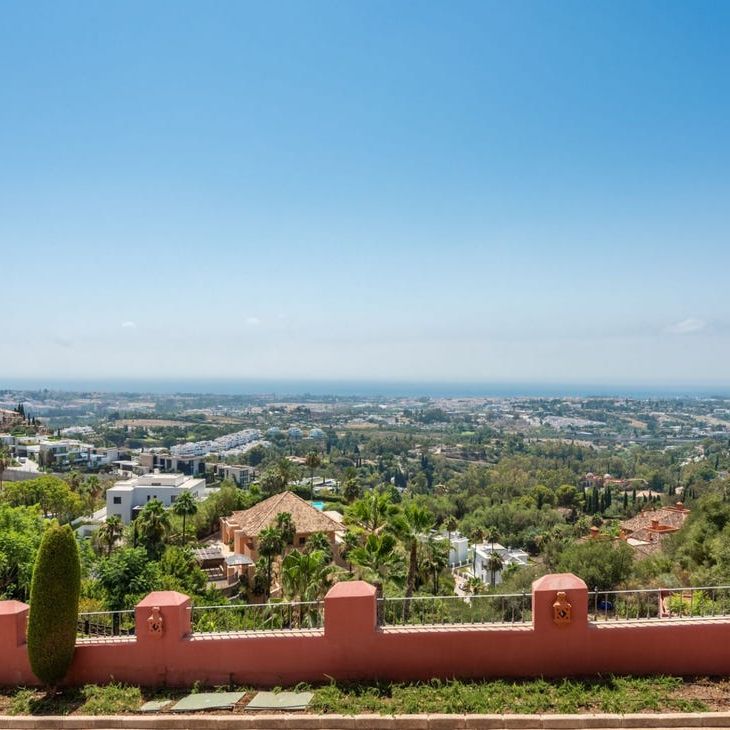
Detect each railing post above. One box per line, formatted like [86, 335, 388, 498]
[522, 591, 527, 622]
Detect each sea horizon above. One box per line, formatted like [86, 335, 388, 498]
[2, 377, 730, 399]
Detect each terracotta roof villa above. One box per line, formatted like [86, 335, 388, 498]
[221, 491, 342, 563]
[619, 502, 691, 556]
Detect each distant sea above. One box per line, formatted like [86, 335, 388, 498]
[2, 378, 730, 399]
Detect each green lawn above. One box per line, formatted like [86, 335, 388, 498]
[0, 676, 720, 716]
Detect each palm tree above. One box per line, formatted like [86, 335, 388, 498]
[304, 451, 322, 500]
[466, 576, 486, 595]
[137, 499, 172, 559]
[67, 470, 82, 491]
[393, 503, 434, 619]
[345, 489, 396, 534]
[276, 458, 297, 491]
[350, 532, 401, 609]
[281, 548, 332, 625]
[97, 515, 123, 556]
[304, 531, 332, 561]
[173, 492, 198, 544]
[257, 525, 285, 599]
[83, 475, 101, 516]
[423, 534, 449, 594]
[445, 515, 458, 540]
[486, 551, 504, 589]
[275, 512, 296, 549]
[340, 529, 360, 572]
[343, 477, 361, 503]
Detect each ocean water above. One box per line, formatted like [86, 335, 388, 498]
[2, 377, 730, 399]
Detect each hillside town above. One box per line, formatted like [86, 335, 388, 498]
[4, 0, 730, 721]
[1, 388, 726, 608]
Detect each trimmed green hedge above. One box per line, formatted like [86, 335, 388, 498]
[27, 524, 81, 685]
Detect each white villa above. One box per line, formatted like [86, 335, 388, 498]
[4, 435, 118, 470]
[473, 543, 529, 586]
[444, 531, 470, 567]
[424, 531, 470, 567]
[106, 473, 206, 523]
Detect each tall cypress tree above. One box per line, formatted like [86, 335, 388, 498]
[27, 524, 81, 686]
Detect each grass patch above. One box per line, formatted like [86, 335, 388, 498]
[4, 687, 84, 716]
[309, 676, 710, 715]
[78, 684, 143, 715]
[2, 684, 142, 716]
[0, 676, 715, 716]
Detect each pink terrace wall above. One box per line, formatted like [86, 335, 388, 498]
[3, 574, 730, 687]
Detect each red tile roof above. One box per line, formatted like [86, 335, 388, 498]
[225, 491, 341, 538]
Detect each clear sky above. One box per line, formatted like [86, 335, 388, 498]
[2, 1, 729, 388]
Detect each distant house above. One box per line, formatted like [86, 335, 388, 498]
[0, 409, 23, 429]
[426, 531, 469, 567]
[138, 452, 206, 476]
[106, 472, 206, 523]
[206, 462, 256, 488]
[619, 502, 691, 556]
[221, 491, 342, 564]
[580, 472, 604, 489]
[6, 435, 118, 470]
[473, 543, 529, 586]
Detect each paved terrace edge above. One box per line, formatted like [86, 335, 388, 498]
[2, 713, 730, 729]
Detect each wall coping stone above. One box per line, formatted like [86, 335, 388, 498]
[2, 713, 730, 729]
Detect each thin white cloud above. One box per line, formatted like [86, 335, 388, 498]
[246, 316, 261, 326]
[121, 321, 137, 329]
[666, 318, 706, 335]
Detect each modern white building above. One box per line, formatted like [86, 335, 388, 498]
[170, 429, 261, 457]
[447, 532, 469, 566]
[424, 531, 470, 567]
[206, 462, 256, 488]
[473, 543, 529, 586]
[106, 473, 206, 523]
[6, 436, 118, 470]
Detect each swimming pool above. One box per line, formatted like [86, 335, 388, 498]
[310, 501, 325, 511]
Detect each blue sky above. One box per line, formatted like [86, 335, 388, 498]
[2, 1, 729, 386]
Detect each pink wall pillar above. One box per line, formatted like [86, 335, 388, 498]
[135, 590, 192, 641]
[324, 580, 377, 640]
[323, 580, 378, 681]
[532, 573, 589, 629]
[531, 573, 590, 676]
[133, 591, 192, 686]
[0, 600, 33, 685]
